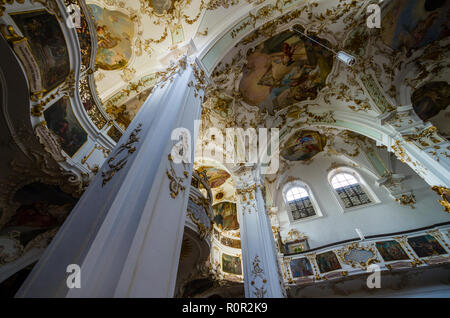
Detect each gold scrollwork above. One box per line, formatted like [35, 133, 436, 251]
[431, 186, 450, 213]
[335, 242, 379, 270]
[101, 123, 142, 187]
[395, 194, 416, 209]
[167, 154, 189, 199]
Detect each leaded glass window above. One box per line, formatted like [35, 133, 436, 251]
[286, 187, 316, 220]
[331, 173, 371, 208]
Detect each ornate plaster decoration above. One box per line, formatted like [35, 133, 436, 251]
[167, 154, 190, 198]
[335, 242, 379, 270]
[250, 255, 267, 298]
[139, 0, 205, 45]
[395, 193, 416, 209]
[101, 123, 142, 186]
[403, 126, 444, 149]
[431, 186, 450, 213]
[34, 122, 66, 162]
[285, 229, 307, 243]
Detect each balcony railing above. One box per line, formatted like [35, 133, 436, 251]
[280, 223, 450, 286]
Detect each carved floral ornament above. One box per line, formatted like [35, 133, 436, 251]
[250, 255, 267, 298]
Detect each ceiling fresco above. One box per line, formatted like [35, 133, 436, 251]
[239, 29, 334, 115]
[11, 10, 70, 93]
[197, 166, 231, 188]
[89, 4, 134, 71]
[281, 130, 328, 162]
[412, 81, 450, 139]
[381, 0, 450, 51]
[145, 0, 175, 15]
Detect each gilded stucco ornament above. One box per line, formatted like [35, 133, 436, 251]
[395, 193, 416, 209]
[431, 186, 450, 214]
[167, 154, 189, 199]
[335, 242, 379, 270]
[403, 126, 444, 149]
[101, 123, 142, 187]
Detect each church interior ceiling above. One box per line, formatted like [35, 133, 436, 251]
[0, 0, 449, 297]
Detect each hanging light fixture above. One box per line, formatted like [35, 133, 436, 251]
[290, 26, 357, 66]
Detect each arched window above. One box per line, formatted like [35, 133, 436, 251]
[330, 172, 371, 208]
[285, 185, 317, 221]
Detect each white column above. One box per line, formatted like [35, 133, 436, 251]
[235, 167, 286, 298]
[16, 57, 206, 297]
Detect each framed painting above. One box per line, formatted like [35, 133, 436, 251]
[316, 251, 342, 273]
[222, 254, 242, 275]
[44, 98, 88, 157]
[11, 10, 70, 93]
[285, 238, 310, 254]
[213, 202, 238, 231]
[407, 235, 447, 258]
[290, 258, 314, 278]
[375, 240, 410, 262]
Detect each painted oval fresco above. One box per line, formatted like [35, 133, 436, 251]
[239, 29, 334, 115]
[89, 4, 134, 71]
[281, 130, 327, 162]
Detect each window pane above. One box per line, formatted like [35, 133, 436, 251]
[331, 173, 358, 189]
[286, 187, 308, 202]
[335, 183, 371, 208]
[289, 196, 316, 220]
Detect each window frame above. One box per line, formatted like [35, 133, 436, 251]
[327, 167, 379, 213]
[282, 180, 323, 224]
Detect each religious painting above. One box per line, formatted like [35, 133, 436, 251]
[222, 254, 242, 275]
[381, 0, 450, 51]
[213, 202, 239, 231]
[11, 10, 70, 92]
[44, 98, 88, 157]
[316, 251, 342, 273]
[239, 28, 333, 115]
[290, 258, 314, 278]
[197, 167, 231, 188]
[407, 235, 447, 258]
[0, 182, 77, 248]
[412, 81, 450, 121]
[281, 130, 327, 161]
[376, 240, 410, 262]
[89, 4, 134, 70]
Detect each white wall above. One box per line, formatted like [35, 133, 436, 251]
[274, 152, 450, 249]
